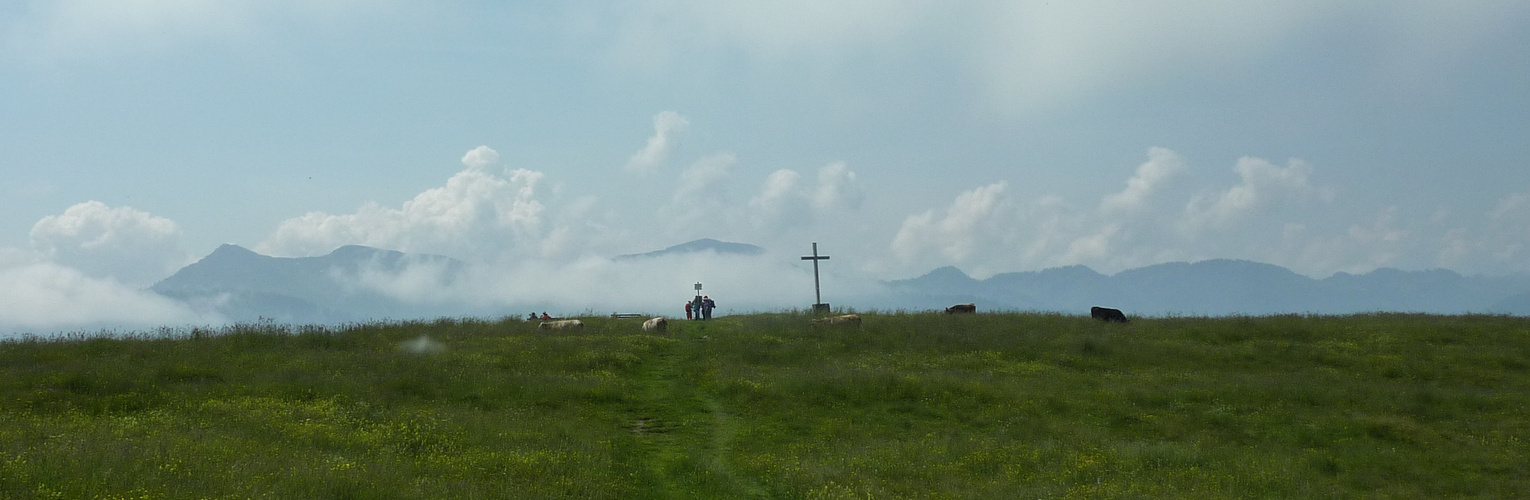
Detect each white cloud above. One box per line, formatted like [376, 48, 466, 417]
[1100, 147, 1186, 215]
[812, 161, 865, 211]
[0, 262, 222, 336]
[625, 111, 689, 173]
[257, 146, 561, 262]
[747, 169, 808, 234]
[461, 145, 500, 169]
[659, 153, 737, 235]
[745, 162, 867, 235]
[1182, 156, 1318, 234]
[890, 181, 1014, 274]
[882, 148, 1414, 277]
[0, 246, 32, 268]
[29, 201, 186, 286]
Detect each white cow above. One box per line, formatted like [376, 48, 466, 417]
[642, 317, 668, 333]
[810, 314, 862, 326]
[539, 319, 584, 331]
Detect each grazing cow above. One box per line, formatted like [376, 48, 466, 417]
[539, 319, 584, 331]
[945, 303, 977, 314]
[1090, 306, 1129, 323]
[642, 317, 668, 333]
[811, 314, 862, 326]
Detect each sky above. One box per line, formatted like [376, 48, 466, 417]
[3, 1, 1530, 332]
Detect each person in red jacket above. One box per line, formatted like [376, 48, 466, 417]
[684, 301, 693, 320]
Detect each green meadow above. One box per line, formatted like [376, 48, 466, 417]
[2, 313, 1528, 498]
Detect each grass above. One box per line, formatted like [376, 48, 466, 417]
[1, 313, 1528, 498]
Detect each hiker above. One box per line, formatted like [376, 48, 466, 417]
[691, 296, 704, 320]
[541, 312, 552, 320]
[702, 296, 715, 320]
[527, 312, 537, 321]
[684, 301, 693, 320]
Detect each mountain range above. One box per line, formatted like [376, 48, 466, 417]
[152, 244, 471, 324]
[149, 240, 1530, 324]
[889, 260, 1530, 316]
[614, 238, 765, 260]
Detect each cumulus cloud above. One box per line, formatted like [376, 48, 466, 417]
[461, 145, 500, 169]
[659, 153, 737, 235]
[885, 148, 1371, 277]
[812, 161, 865, 210]
[747, 169, 808, 233]
[1100, 147, 1187, 215]
[890, 182, 1016, 274]
[1182, 156, 1320, 233]
[29, 201, 186, 286]
[625, 111, 689, 173]
[0, 262, 222, 336]
[257, 146, 562, 262]
[746, 162, 866, 235]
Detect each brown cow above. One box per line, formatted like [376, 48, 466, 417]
[945, 303, 976, 314]
[642, 317, 668, 333]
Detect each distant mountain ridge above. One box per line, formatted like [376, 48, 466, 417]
[152, 244, 468, 324]
[615, 238, 765, 260]
[888, 259, 1530, 316]
[150, 243, 1530, 324]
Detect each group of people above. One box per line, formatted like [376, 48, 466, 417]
[685, 295, 716, 320]
[527, 296, 718, 323]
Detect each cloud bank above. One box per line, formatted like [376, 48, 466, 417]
[885, 147, 1528, 279]
[0, 263, 220, 335]
[8, 133, 1530, 335]
[598, 2, 1528, 115]
[2, 201, 217, 335]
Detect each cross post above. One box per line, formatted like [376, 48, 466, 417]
[800, 242, 831, 313]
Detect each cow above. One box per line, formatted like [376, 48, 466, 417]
[642, 317, 668, 333]
[810, 314, 862, 326]
[945, 303, 977, 314]
[539, 319, 584, 331]
[1090, 306, 1129, 323]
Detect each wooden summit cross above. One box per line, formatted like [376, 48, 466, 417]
[801, 242, 831, 313]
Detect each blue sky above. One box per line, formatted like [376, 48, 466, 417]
[3, 1, 1529, 330]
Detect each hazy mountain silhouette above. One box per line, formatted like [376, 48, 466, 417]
[154, 243, 1530, 322]
[888, 259, 1530, 316]
[152, 244, 468, 324]
[615, 238, 765, 260]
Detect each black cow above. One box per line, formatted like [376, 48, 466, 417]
[1090, 306, 1129, 323]
[945, 303, 977, 314]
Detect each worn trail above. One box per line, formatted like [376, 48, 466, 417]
[626, 321, 768, 498]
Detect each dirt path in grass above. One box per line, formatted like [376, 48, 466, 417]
[627, 324, 768, 498]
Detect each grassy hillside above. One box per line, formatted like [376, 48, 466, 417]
[2, 313, 1527, 498]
